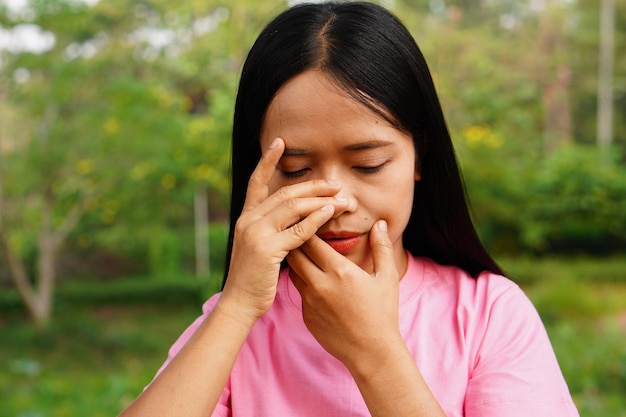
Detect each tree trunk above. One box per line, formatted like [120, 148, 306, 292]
[0, 224, 54, 327]
[539, 5, 573, 152]
[0, 169, 85, 327]
[0, 176, 39, 322]
[597, 0, 615, 147]
[0, 222, 41, 321]
[194, 185, 210, 279]
[33, 193, 60, 327]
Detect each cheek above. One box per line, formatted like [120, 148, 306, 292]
[389, 176, 415, 233]
[267, 171, 286, 195]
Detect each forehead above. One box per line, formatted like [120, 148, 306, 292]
[260, 70, 401, 150]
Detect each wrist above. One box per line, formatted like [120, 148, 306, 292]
[344, 334, 409, 381]
[212, 295, 262, 333]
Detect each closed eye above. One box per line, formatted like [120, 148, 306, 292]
[355, 163, 386, 174]
[280, 168, 309, 179]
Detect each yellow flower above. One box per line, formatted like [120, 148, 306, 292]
[462, 124, 502, 149]
[161, 174, 177, 189]
[104, 118, 120, 135]
[75, 159, 93, 175]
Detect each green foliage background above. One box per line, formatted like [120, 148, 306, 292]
[1, 0, 625, 283]
[0, 0, 625, 415]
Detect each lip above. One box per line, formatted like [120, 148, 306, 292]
[317, 232, 363, 254]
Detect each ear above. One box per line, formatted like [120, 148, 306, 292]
[414, 129, 427, 181]
[413, 156, 422, 181]
[414, 151, 422, 181]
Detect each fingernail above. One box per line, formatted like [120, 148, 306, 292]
[269, 138, 280, 149]
[321, 204, 334, 212]
[377, 220, 388, 231]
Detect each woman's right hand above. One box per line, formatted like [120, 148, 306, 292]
[219, 137, 347, 324]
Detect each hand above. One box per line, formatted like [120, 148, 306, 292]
[221, 138, 349, 323]
[287, 220, 403, 368]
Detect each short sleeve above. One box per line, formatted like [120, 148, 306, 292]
[210, 401, 231, 417]
[464, 283, 578, 416]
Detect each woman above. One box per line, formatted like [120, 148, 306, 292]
[120, 2, 579, 416]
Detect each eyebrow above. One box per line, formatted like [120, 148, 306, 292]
[282, 140, 394, 157]
[282, 148, 312, 157]
[344, 140, 394, 151]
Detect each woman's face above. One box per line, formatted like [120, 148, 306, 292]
[259, 70, 418, 275]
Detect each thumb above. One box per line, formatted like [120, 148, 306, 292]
[370, 220, 397, 280]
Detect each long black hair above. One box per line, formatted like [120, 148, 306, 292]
[223, 1, 503, 287]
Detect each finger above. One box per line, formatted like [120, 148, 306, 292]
[264, 195, 348, 232]
[280, 204, 337, 250]
[250, 180, 344, 220]
[287, 255, 309, 293]
[242, 137, 285, 212]
[295, 235, 364, 283]
[370, 220, 397, 279]
[287, 246, 320, 279]
[296, 234, 339, 272]
[287, 247, 330, 304]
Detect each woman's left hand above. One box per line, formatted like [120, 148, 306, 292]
[287, 219, 403, 369]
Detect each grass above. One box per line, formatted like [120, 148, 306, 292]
[547, 318, 626, 416]
[1, 257, 625, 416]
[502, 256, 626, 416]
[0, 301, 200, 417]
[499, 255, 626, 285]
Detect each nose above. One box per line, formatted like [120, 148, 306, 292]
[318, 166, 357, 217]
[330, 185, 358, 218]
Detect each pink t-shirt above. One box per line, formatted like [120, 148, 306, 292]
[156, 254, 579, 416]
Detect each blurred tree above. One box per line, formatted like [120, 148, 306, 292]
[538, 2, 573, 151]
[0, 0, 286, 326]
[392, 0, 626, 255]
[395, 0, 626, 150]
[1, 0, 624, 325]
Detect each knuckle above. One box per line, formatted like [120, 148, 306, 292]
[235, 219, 260, 245]
[333, 262, 353, 278]
[237, 222, 251, 238]
[234, 215, 251, 234]
[239, 229, 268, 255]
[247, 170, 262, 187]
[274, 185, 292, 200]
[289, 221, 308, 240]
[379, 238, 394, 250]
[283, 197, 300, 211]
[247, 170, 257, 182]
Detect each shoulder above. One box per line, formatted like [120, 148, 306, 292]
[413, 258, 578, 415]
[415, 256, 527, 312]
[409, 256, 548, 357]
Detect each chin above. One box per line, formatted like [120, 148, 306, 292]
[349, 253, 374, 273]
